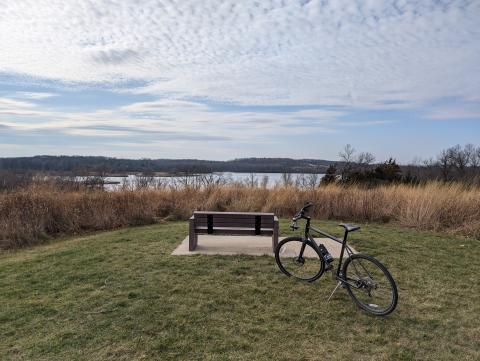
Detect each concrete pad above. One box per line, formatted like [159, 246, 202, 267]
[171, 235, 356, 257]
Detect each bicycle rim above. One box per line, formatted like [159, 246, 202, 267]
[343, 254, 397, 315]
[276, 237, 324, 282]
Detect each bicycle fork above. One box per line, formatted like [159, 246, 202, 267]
[296, 240, 308, 263]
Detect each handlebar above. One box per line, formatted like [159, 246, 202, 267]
[292, 202, 314, 221]
[290, 202, 314, 230]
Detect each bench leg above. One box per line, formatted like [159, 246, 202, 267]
[189, 218, 197, 251]
[272, 220, 279, 252]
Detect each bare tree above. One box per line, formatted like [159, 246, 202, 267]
[464, 143, 479, 168]
[448, 144, 469, 177]
[307, 173, 319, 188]
[437, 150, 452, 181]
[339, 144, 356, 163]
[339, 144, 355, 181]
[357, 152, 375, 166]
[294, 174, 304, 188]
[475, 147, 480, 181]
[475, 147, 480, 169]
[356, 152, 376, 173]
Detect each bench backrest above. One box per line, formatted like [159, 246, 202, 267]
[193, 211, 275, 233]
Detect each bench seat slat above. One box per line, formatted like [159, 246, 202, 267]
[194, 220, 274, 227]
[194, 214, 274, 220]
[194, 214, 274, 219]
[195, 228, 274, 236]
[194, 211, 274, 216]
[194, 214, 273, 218]
[195, 226, 274, 232]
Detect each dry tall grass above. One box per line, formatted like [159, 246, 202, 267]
[1, 182, 479, 248]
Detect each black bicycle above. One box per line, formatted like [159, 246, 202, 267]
[275, 202, 398, 316]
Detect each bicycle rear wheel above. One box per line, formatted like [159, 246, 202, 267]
[275, 237, 325, 282]
[342, 254, 398, 316]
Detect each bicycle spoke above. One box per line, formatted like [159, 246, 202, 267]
[344, 255, 397, 315]
[276, 238, 324, 281]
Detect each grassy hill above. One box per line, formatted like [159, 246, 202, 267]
[1, 220, 478, 360]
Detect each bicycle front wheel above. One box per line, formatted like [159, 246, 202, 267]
[343, 254, 398, 316]
[275, 237, 325, 282]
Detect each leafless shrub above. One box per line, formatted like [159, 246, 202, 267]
[280, 172, 293, 187]
[244, 173, 258, 188]
[307, 173, 320, 188]
[260, 175, 269, 188]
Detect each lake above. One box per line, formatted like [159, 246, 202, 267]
[100, 172, 325, 190]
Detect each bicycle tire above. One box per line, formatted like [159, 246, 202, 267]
[275, 236, 325, 282]
[342, 254, 398, 316]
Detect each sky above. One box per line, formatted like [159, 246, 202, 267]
[0, 0, 479, 163]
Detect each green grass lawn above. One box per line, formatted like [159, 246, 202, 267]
[1, 220, 479, 360]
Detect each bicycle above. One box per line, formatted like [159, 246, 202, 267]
[274, 202, 398, 316]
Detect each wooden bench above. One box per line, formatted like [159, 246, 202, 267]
[189, 211, 279, 252]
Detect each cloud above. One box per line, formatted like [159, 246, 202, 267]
[0, 0, 478, 108]
[0, 96, 57, 116]
[89, 49, 141, 65]
[65, 124, 231, 141]
[120, 99, 208, 113]
[421, 96, 480, 120]
[0, 94, 351, 152]
[0, 1, 478, 160]
[13, 92, 57, 100]
[424, 105, 480, 120]
[0, 97, 36, 109]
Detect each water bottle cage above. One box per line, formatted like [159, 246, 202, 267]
[318, 244, 334, 263]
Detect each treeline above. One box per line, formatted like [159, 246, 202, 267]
[319, 143, 480, 186]
[416, 144, 480, 182]
[1, 143, 479, 188]
[0, 156, 331, 175]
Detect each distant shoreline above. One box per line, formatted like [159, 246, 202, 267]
[0, 155, 334, 175]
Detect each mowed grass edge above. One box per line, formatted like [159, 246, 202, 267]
[0, 220, 479, 360]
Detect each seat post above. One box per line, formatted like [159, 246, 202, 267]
[342, 228, 349, 244]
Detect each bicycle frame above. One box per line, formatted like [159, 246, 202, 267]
[302, 217, 355, 279]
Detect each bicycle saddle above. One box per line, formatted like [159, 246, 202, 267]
[339, 223, 361, 232]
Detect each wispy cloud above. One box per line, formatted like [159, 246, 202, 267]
[0, 97, 344, 139]
[0, 0, 478, 108]
[424, 99, 480, 120]
[13, 91, 58, 100]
